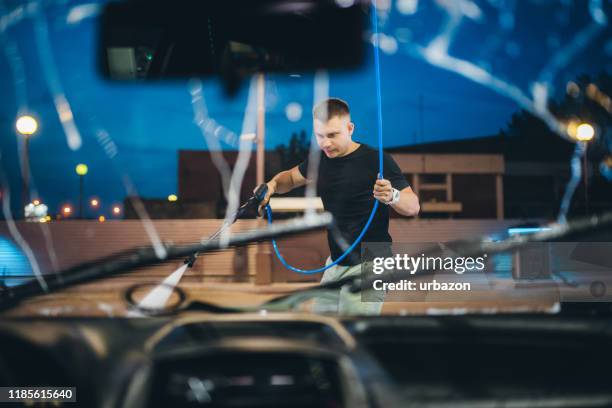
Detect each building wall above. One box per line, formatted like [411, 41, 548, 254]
[178, 150, 281, 204]
[123, 199, 217, 219]
[453, 174, 497, 218]
[390, 153, 504, 219]
[1, 219, 527, 285]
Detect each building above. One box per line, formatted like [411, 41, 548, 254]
[389, 135, 611, 219]
[124, 150, 282, 219]
[126, 134, 611, 220]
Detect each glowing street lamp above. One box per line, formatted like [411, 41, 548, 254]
[567, 121, 595, 142]
[576, 123, 595, 142]
[62, 205, 72, 216]
[90, 198, 99, 208]
[567, 121, 597, 214]
[75, 164, 88, 176]
[75, 164, 88, 219]
[112, 206, 121, 216]
[16, 115, 38, 135]
[168, 194, 178, 202]
[16, 115, 39, 213]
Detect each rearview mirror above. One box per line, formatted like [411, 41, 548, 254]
[99, 0, 369, 93]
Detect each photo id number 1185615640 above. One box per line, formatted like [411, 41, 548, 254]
[0, 387, 76, 403]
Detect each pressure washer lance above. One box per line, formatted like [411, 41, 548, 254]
[184, 184, 269, 267]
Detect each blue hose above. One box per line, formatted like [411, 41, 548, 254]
[267, 2, 384, 274]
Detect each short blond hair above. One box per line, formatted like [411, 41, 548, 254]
[313, 98, 350, 121]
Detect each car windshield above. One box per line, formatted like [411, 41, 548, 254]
[0, 0, 611, 318]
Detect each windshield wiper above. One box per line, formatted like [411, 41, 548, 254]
[263, 210, 612, 311]
[0, 212, 333, 312]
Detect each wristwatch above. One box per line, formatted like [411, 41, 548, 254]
[386, 188, 400, 205]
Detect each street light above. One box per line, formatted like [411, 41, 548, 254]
[75, 164, 88, 219]
[90, 198, 99, 208]
[62, 205, 72, 216]
[579, 123, 595, 215]
[576, 123, 595, 141]
[568, 122, 596, 214]
[112, 206, 121, 216]
[167, 194, 178, 202]
[15, 115, 38, 135]
[76, 164, 88, 175]
[15, 115, 39, 213]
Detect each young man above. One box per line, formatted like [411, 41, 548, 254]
[260, 98, 419, 314]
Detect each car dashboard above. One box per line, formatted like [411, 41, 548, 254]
[1, 312, 612, 408]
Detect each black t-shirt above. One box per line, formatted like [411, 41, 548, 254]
[298, 144, 410, 266]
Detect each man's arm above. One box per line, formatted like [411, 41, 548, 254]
[269, 165, 308, 194]
[257, 166, 307, 214]
[391, 186, 420, 216]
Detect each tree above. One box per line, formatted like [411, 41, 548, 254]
[499, 72, 612, 163]
[272, 130, 311, 199]
[275, 130, 310, 169]
[499, 72, 612, 217]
